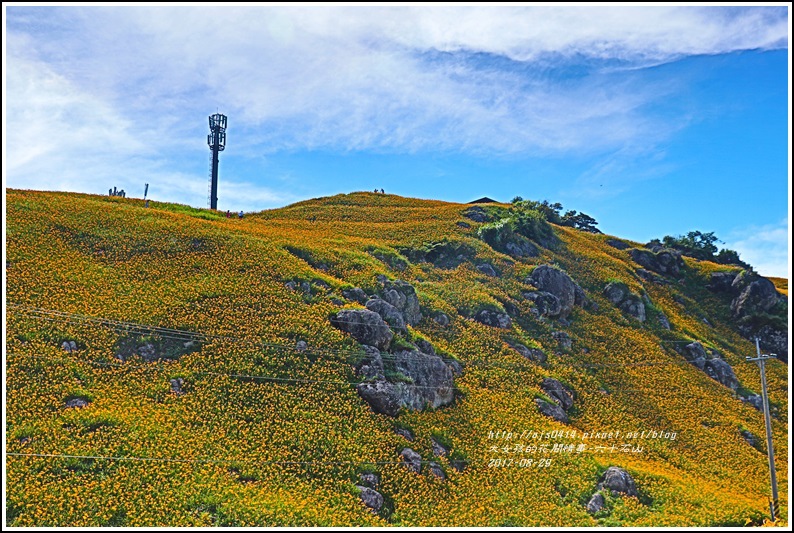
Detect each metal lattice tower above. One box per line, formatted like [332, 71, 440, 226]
[207, 113, 227, 210]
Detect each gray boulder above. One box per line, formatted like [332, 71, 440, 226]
[505, 239, 540, 258]
[682, 341, 707, 370]
[703, 358, 739, 390]
[657, 312, 671, 330]
[708, 271, 738, 292]
[342, 287, 369, 304]
[603, 282, 646, 322]
[359, 472, 380, 490]
[541, 378, 574, 411]
[61, 340, 78, 353]
[630, 248, 682, 276]
[65, 397, 89, 409]
[507, 341, 547, 364]
[365, 298, 407, 331]
[462, 206, 489, 222]
[400, 448, 422, 474]
[586, 492, 605, 514]
[598, 466, 639, 498]
[431, 437, 449, 457]
[527, 265, 584, 319]
[381, 280, 422, 326]
[476, 263, 498, 277]
[750, 325, 788, 364]
[355, 345, 385, 380]
[740, 429, 761, 450]
[731, 278, 780, 318]
[741, 394, 764, 412]
[389, 350, 455, 411]
[433, 312, 450, 327]
[395, 426, 415, 441]
[356, 380, 401, 416]
[535, 398, 568, 423]
[137, 343, 158, 362]
[169, 378, 184, 395]
[606, 238, 630, 250]
[474, 309, 511, 329]
[295, 340, 308, 352]
[330, 309, 393, 351]
[428, 462, 446, 480]
[524, 291, 563, 318]
[356, 485, 384, 514]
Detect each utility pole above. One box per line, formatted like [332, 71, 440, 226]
[746, 338, 779, 522]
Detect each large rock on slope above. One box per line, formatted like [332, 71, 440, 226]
[731, 278, 780, 318]
[535, 398, 568, 423]
[355, 348, 456, 416]
[381, 279, 422, 325]
[629, 248, 682, 276]
[330, 309, 393, 351]
[541, 378, 574, 411]
[703, 358, 739, 390]
[603, 281, 646, 322]
[356, 485, 384, 513]
[598, 466, 639, 498]
[365, 298, 407, 331]
[474, 309, 511, 329]
[527, 265, 585, 319]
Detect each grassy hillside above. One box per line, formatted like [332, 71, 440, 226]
[4, 189, 789, 527]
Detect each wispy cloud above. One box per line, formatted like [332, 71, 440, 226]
[4, 5, 788, 207]
[726, 219, 790, 279]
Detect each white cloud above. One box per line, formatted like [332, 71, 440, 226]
[4, 6, 788, 207]
[726, 219, 790, 279]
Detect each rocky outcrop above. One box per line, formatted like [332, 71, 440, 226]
[360, 472, 380, 490]
[476, 263, 498, 277]
[65, 397, 90, 409]
[740, 394, 764, 412]
[541, 378, 574, 411]
[598, 466, 638, 498]
[330, 309, 393, 351]
[708, 271, 738, 292]
[356, 485, 384, 514]
[342, 287, 368, 304]
[523, 291, 562, 318]
[356, 380, 401, 416]
[504, 239, 540, 258]
[400, 448, 422, 474]
[61, 340, 78, 353]
[526, 265, 585, 319]
[365, 298, 407, 331]
[433, 312, 450, 327]
[428, 462, 446, 480]
[630, 248, 683, 276]
[657, 312, 671, 330]
[295, 340, 308, 352]
[380, 279, 422, 325]
[169, 378, 185, 395]
[474, 309, 511, 329]
[740, 429, 761, 451]
[462, 206, 489, 222]
[431, 437, 449, 457]
[507, 341, 547, 364]
[703, 357, 739, 390]
[395, 426, 415, 441]
[606, 238, 630, 250]
[731, 277, 780, 318]
[603, 281, 646, 322]
[586, 492, 605, 514]
[535, 398, 568, 423]
[355, 347, 456, 416]
[680, 341, 739, 389]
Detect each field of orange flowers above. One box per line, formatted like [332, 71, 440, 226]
[4, 189, 788, 526]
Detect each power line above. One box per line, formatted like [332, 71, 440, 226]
[7, 353, 746, 398]
[10, 305, 711, 370]
[6, 452, 474, 467]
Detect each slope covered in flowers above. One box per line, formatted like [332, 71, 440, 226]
[5, 189, 789, 527]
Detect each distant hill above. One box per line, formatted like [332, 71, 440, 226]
[5, 189, 789, 527]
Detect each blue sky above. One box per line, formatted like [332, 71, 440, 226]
[3, 5, 791, 276]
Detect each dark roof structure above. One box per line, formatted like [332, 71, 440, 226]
[468, 197, 498, 204]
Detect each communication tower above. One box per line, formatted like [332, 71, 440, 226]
[207, 113, 227, 210]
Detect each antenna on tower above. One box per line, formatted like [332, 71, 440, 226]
[207, 112, 227, 210]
